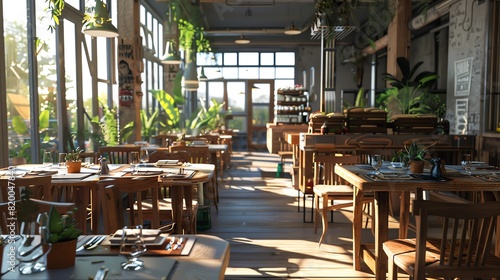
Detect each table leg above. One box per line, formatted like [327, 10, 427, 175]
[374, 191, 389, 280]
[352, 187, 364, 271]
[170, 186, 184, 234]
[399, 191, 410, 238]
[91, 182, 99, 234]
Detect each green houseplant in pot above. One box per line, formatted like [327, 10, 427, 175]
[65, 147, 83, 173]
[395, 141, 428, 173]
[42, 206, 83, 269]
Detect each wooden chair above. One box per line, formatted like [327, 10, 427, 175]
[149, 150, 190, 163]
[99, 177, 197, 234]
[312, 153, 373, 246]
[277, 135, 293, 164]
[1, 198, 75, 234]
[391, 114, 438, 134]
[346, 107, 388, 134]
[169, 145, 210, 163]
[383, 199, 500, 280]
[169, 145, 218, 212]
[0, 175, 53, 202]
[97, 146, 141, 164]
[79, 152, 100, 164]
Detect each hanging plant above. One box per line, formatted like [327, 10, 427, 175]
[44, 0, 65, 32]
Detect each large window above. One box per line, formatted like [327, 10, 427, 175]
[195, 51, 295, 138]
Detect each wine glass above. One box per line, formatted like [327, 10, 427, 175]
[462, 153, 472, 175]
[16, 222, 51, 275]
[129, 151, 140, 173]
[42, 152, 53, 169]
[371, 154, 383, 175]
[119, 225, 147, 271]
[139, 148, 149, 166]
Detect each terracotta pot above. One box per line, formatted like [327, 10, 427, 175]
[11, 157, 27, 165]
[410, 160, 424, 173]
[43, 239, 77, 269]
[66, 161, 82, 173]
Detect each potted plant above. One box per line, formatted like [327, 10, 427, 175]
[394, 141, 428, 173]
[378, 57, 439, 119]
[65, 147, 83, 173]
[42, 206, 83, 269]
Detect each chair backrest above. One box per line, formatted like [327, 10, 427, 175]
[350, 135, 394, 164]
[412, 199, 500, 279]
[149, 150, 191, 163]
[346, 107, 388, 134]
[314, 153, 360, 185]
[169, 145, 210, 163]
[98, 146, 141, 164]
[79, 152, 100, 164]
[98, 176, 160, 234]
[0, 198, 75, 234]
[0, 175, 53, 202]
[391, 114, 438, 134]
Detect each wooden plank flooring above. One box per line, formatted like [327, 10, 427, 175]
[202, 151, 402, 279]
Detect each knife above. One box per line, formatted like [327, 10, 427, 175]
[76, 236, 97, 252]
[85, 236, 106, 250]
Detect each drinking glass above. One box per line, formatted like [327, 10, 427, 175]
[16, 222, 51, 275]
[400, 155, 410, 174]
[119, 225, 147, 271]
[461, 153, 472, 175]
[129, 151, 140, 173]
[139, 148, 149, 166]
[58, 153, 67, 167]
[371, 154, 383, 175]
[42, 152, 53, 169]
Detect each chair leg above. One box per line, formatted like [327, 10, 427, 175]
[313, 193, 320, 234]
[387, 257, 398, 280]
[318, 195, 329, 246]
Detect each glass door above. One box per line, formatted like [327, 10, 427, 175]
[247, 80, 273, 150]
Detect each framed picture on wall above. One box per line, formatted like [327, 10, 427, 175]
[454, 57, 473, 96]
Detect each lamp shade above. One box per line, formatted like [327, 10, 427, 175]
[182, 62, 199, 90]
[235, 35, 250, 44]
[161, 41, 181, 64]
[82, 0, 119, 38]
[284, 22, 301, 35]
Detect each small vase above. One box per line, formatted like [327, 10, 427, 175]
[410, 160, 424, 173]
[43, 239, 77, 269]
[66, 161, 82, 173]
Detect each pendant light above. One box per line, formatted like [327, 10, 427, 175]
[235, 35, 250, 44]
[284, 22, 301, 35]
[82, 0, 119, 38]
[160, 41, 181, 64]
[182, 62, 199, 90]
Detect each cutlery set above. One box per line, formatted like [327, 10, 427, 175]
[76, 235, 106, 251]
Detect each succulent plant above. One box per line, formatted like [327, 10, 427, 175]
[44, 206, 82, 244]
[65, 147, 83, 162]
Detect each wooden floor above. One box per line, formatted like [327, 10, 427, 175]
[203, 151, 403, 279]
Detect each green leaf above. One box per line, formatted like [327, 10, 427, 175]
[12, 115, 28, 135]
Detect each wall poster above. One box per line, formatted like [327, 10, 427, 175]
[454, 57, 473, 96]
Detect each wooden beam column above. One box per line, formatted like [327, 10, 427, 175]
[386, 1, 411, 80]
[118, 0, 143, 143]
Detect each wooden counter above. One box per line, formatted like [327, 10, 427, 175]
[265, 123, 308, 154]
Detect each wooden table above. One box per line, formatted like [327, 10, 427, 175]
[334, 164, 500, 280]
[6, 163, 214, 235]
[1, 234, 229, 279]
